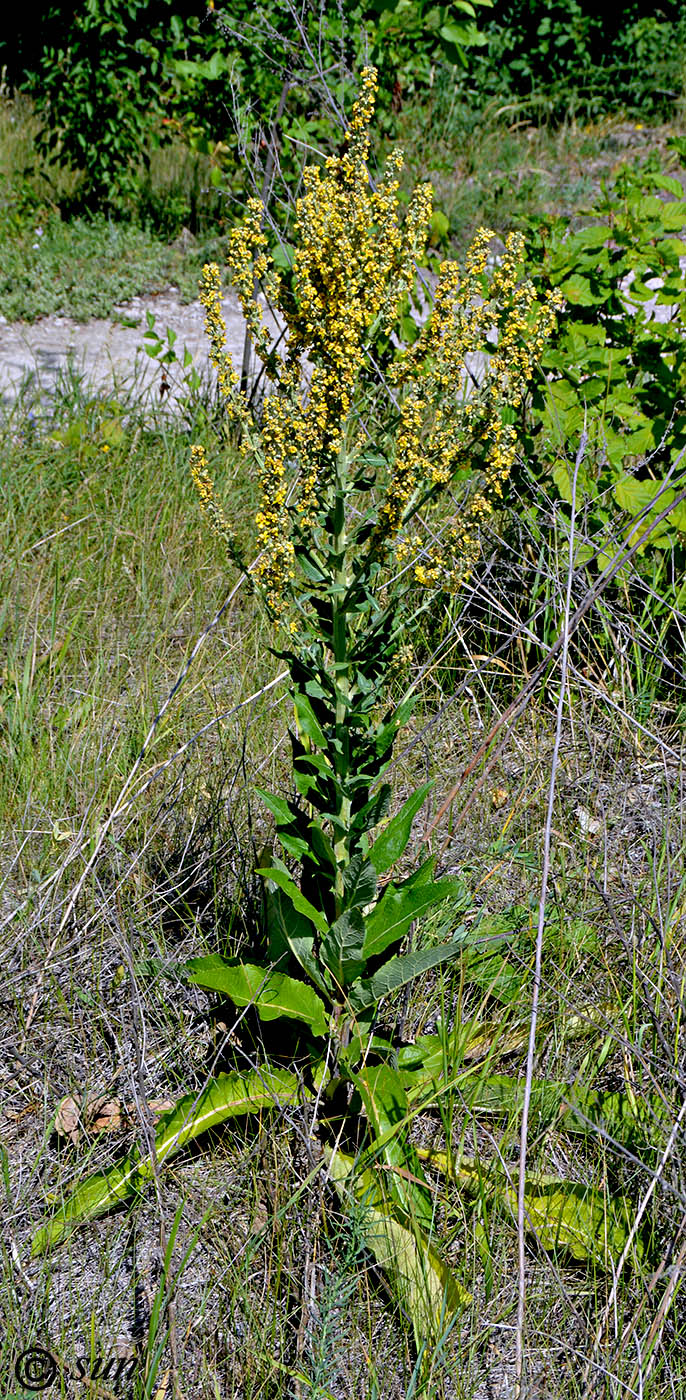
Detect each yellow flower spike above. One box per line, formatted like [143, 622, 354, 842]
[190, 69, 560, 615]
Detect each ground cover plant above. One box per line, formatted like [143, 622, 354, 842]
[2, 17, 686, 1400]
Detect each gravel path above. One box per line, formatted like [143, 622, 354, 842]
[0, 287, 259, 413]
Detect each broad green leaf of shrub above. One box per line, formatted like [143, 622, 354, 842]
[558, 273, 598, 306]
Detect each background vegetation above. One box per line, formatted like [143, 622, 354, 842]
[1, 4, 686, 1399]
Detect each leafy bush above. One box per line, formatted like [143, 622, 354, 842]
[465, 0, 686, 121]
[524, 157, 686, 561]
[34, 0, 169, 209]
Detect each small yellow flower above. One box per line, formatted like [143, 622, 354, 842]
[189, 68, 559, 611]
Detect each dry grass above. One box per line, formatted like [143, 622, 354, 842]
[1, 377, 685, 1398]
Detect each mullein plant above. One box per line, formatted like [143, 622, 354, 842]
[33, 69, 562, 1347]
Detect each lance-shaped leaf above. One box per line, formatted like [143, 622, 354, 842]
[416, 1149, 638, 1268]
[255, 786, 299, 829]
[294, 690, 327, 747]
[256, 862, 328, 934]
[368, 782, 433, 874]
[184, 956, 329, 1037]
[32, 1068, 303, 1254]
[354, 1064, 433, 1234]
[320, 908, 367, 986]
[363, 876, 463, 960]
[343, 853, 378, 910]
[349, 935, 470, 1013]
[324, 1146, 470, 1346]
[264, 885, 332, 996]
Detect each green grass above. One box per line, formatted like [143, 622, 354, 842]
[0, 212, 231, 323]
[0, 390, 275, 889]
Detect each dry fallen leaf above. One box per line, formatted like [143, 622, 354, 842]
[576, 805, 601, 839]
[54, 1095, 80, 1146]
[85, 1097, 122, 1133]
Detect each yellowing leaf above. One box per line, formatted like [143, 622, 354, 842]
[325, 1146, 469, 1346]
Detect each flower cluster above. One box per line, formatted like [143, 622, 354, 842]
[377, 227, 562, 590]
[190, 444, 246, 575]
[190, 67, 560, 616]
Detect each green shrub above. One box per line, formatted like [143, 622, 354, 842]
[466, 0, 686, 121]
[523, 156, 686, 562]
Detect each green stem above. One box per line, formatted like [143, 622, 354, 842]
[332, 452, 351, 917]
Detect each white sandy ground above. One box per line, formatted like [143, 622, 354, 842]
[0, 287, 268, 413]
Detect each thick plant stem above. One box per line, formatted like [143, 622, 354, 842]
[332, 455, 351, 917]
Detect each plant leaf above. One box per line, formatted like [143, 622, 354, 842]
[264, 885, 331, 995]
[343, 853, 378, 910]
[368, 782, 433, 874]
[354, 1064, 433, 1233]
[349, 936, 469, 1012]
[183, 956, 329, 1036]
[363, 877, 462, 960]
[256, 864, 328, 934]
[320, 908, 367, 986]
[293, 690, 327, 747]
[500, 1180, 637, 1265]
[255, 786, 298, 828]
[417, 1149, 637, 1267]
[32, 1068, 302, 1254]
[324, 1146, 469, 1346]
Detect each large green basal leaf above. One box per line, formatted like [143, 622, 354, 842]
[501, 1180, 636, 1265]
[324, 1146, 470, 1347]
[417, 1149, 637, 1268]
[184, 956, 329, 1036]
[32, 1068, 302, 1254]
[354, 1063, 433, 1234]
